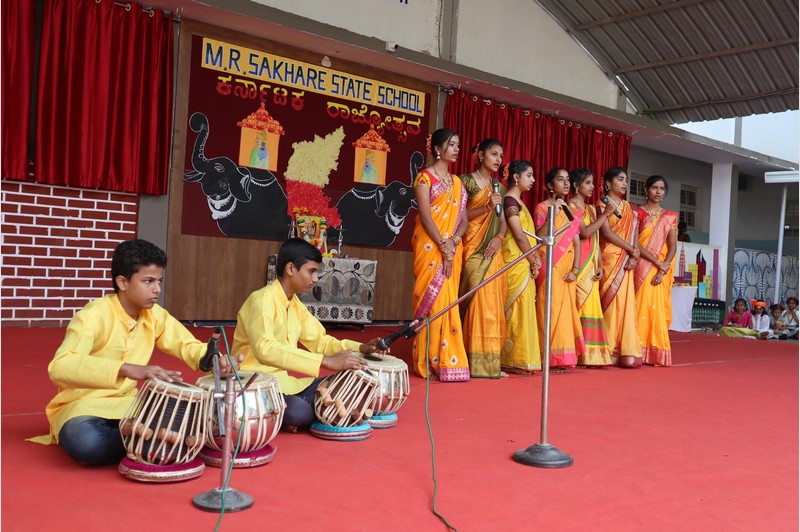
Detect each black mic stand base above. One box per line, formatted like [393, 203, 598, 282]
[193, 487, 254, 513]
[512, 443, 573, 469]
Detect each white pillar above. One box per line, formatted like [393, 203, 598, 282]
[709, 163, 738, 303]
[773, 183, 788, 305]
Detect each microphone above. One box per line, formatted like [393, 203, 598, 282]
[600, 195, 622, 219]
[198, 326, 223, 372]
[376, 320, 420, 351]
[554, 195, 574, 221]
[491, 178, 501, 217]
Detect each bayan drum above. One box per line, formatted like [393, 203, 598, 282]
[118, 379, 208, 482]
[311, 369, 379, 441]
[195, 371, 285, 468]
[362, 354, 410, 428]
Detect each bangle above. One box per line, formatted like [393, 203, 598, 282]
[453, 235, 461, 245]
[493, 234, 503, 242]
[571, 267, 580, 275]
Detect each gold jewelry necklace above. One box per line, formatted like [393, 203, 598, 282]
[643, 203, 662, 217]
[474, 170, 490, 190]
[433, 167, 453, 203]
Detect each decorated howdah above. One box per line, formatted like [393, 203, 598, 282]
[182, 35, 432, 251]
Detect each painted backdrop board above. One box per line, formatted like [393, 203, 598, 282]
[181, 35, 431, 251]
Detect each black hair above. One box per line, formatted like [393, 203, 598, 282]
[501, 160, 533, 187]
[472, 138, 503, 158]
[678, 221, 688, 232]
[111, 239, 167, 293]
[770, 304, 783, 313]
[277, 238, 322, 278]
[787, 296, 799, 305]
[603, 167, 626, 189]
[645, 174, 669, 194]
[733, 297, 748, 309]
[568, 168, 593, 193]
[544, 167, 567, 188]
[429, 128, 458, 158]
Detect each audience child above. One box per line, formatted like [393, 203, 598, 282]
[719, 298, 758, 338]
[780, 296, 799, 339]
[750, 300, 771, 340]
[769, 304, 788, 339]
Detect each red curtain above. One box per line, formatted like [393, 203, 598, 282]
[443, 89, 632, 208]
[34, 0, 173, 195]
[2, 0, 36, 180]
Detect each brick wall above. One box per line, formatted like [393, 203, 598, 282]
[1, 181, 139, 327]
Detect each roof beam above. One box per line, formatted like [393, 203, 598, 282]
[573, 0, 705, 31]
[640, 87, 798, 114]
[614, 38, 799, 74]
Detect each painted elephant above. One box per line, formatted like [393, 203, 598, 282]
[184, 112, 291, 240]
[332, 151, 423, 247]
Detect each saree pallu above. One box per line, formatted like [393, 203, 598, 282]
[500, 199, 541, 372]
[534, 203, 584, 368]
[411, 170, 470, 381]
[571, 203, 611, 366]
[634, 208, 677, 366]
[458, 174, 508, 378]
[597, 200, 642, 366]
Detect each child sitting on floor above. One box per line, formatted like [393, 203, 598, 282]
[750, 300, 772, 340]
[780, 296, 799, 339]
[719, 298, 759, 338]
[769, 304, 788, 339]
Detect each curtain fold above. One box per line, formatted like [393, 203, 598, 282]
[443, 89, 633, 209]
[34, 0, 173, 195]
[2, 0, 36, 180]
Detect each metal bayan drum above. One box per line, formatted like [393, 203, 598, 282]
[118, 379, 208, 482]
[362, 354, 410, 428]
[195, 371, 285, 468]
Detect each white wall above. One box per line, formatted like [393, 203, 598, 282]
[253, 0, 622, 109]
[627, 146, 713, 237]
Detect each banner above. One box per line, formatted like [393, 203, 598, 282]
[181, 35, 432, 251]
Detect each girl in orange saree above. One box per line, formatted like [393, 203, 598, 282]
[533, 167, 584, 372]
[597, 167, 643, 368]
[500, 161, 542, 373]
[633, 175, 678, 366]
[412, 128, 470, 382]
[568, 168, 612, 367]
[459, 139, 508, 378]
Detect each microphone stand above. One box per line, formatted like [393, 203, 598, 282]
[377, 222, 569, 348]
[193, 332, 255, 512]
[513, 204, 573, 468]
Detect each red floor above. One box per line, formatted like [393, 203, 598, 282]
[2, 326, 798, 531]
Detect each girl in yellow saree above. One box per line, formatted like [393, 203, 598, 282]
[597, 167, 642, 368]
[568, 168, 612, 367]
[533, 167, 584, 372]
[459, 139, 508, 378]
[501, 161, 542, 374]
[633, 175, 678, 366]
[412, 128, 470, 381]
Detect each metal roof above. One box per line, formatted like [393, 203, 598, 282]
[536, 0, 799, 124]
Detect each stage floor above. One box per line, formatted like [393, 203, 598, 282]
[2, 326, 798, 531]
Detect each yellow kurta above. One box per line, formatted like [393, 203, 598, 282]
[458, 173, 508, 378]
[232, 281, 362, 395]
[634, 207, 677, 366]
[598, 200, 642, 365]
[412, 169, 470, 381]
[501, 198, 541, 372]
[31, 294, 207, 445]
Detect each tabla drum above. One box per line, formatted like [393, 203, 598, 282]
[118, 379, 208, 482]
[310, 369, 378, 441]
[362, 354, 410, 428]
[195, 371, 285, 468]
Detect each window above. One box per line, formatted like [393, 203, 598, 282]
[785, 202, 799, 238]
[680, 185, 699, 230]
[628, 174, 646, 205]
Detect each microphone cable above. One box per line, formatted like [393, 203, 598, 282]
[212, 326, 247, 532]
[423, 318, 459, 532]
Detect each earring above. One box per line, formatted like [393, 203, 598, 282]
[436, 152, 440, 160]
